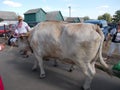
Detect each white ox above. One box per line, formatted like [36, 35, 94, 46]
[20, 21, 109, 90]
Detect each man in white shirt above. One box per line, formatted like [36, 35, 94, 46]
[105, 21, 120, 60]
[15, 15, 31, 35]
[15, 15, 31, 57]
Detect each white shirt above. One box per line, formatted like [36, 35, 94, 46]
[110, 28, 120, 42]
[115, 33, 120, 41]
[110, 28, 117, 36]
[15, 21, 31, 34]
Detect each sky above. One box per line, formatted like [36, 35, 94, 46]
[0, 0, 120, 19]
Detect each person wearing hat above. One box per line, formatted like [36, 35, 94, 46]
[14, 15, 31, 57]
[15, 15, 31, 34]
[105, 21, 120, 60]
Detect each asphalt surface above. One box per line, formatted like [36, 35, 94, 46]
[0, 46, 120, 90]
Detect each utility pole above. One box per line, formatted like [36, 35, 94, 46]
[68, 6, 71, 17]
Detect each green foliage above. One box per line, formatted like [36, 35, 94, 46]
[98, 15, 102, 20]
[0, 18, 3, 22]
[83, 16, 90, 21]
[98, 13, 112, 23]
[112, 10, 120, 23]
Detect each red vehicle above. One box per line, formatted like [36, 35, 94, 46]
[0, 25, 10, 37]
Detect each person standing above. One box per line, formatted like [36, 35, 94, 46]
[105, 21, 120, 60]
[15, 15, 31, 57]
[15, 15, 31, 35]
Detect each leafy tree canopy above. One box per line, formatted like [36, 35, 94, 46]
[112, 10, 120, 23]
[98, 13, 112, 23]
[0, 18, 3, 22]
[83, 16, 90, 21]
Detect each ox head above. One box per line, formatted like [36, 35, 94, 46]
[18, 31, 33, 57]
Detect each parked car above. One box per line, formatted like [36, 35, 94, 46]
[84, 20, 108, 40]
[0, 25, 10, 37]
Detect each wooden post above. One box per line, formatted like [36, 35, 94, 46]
[4, 24, 7, 40]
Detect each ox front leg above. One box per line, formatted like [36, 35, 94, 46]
[34, 54, 46, 78]
[39, 59, 46, 78]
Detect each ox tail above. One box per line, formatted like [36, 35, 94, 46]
[95, 25, 113, 76]
[96, 25, 108, 68]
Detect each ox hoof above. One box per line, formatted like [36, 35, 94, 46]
[81, 86, 91, 90]
[23, 55, 29, 58]
[40, 74, 46, 79]
[68, 69, 73, 72]
[19, 51, 24, 55]
[32, 68, 37, 71]
[53, 64, 58, 67]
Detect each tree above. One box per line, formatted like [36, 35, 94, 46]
[112, 10, 120, 23]
[98, 13, 112, 23]
[98, 15, 104, 20]
[0, 18, 3, 22]
[83, 16, 90, 21]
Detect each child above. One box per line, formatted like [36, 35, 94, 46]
[9, 31, 18, 47]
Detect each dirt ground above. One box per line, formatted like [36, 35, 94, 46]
[0, 37, 120, 66]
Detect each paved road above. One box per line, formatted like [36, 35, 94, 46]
[0, 47, 120, 90]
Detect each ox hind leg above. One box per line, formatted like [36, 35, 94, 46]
[77, 61, 96, 90]
[32, 59, 38, 71]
